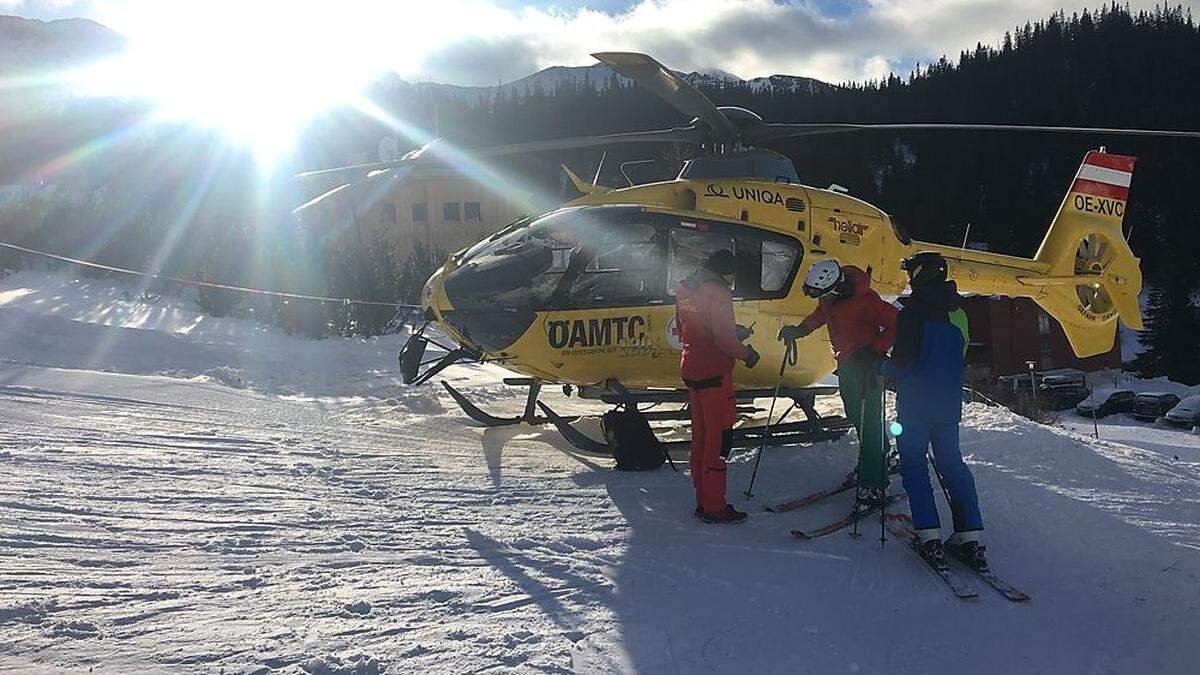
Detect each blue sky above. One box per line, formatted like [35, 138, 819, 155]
[4, 1, 1196, 85]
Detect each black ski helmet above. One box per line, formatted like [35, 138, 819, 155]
[704, 249, 736, 277]
[902, 251, 948, 289]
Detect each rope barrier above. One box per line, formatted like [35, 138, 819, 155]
[0, 240, 411, 308]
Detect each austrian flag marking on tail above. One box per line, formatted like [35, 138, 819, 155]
[1070, 151, 1136, 202]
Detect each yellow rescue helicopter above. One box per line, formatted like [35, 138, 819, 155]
[301, 52, 1199, 459]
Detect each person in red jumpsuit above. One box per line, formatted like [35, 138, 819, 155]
[675, 249, 760, 523]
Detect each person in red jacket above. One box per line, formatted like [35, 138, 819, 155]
[778, 261, 898, 505]
[675, 249, 760, 523]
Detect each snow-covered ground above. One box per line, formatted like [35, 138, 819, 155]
[2, 270, 1200, 674]
[1055, 371, 1200, 463]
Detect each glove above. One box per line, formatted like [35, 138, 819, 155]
[777, 325, 810, 342]
[736, 324, 753, 341]
[858, 349, 884, 373]
[743, 344, 761, 369]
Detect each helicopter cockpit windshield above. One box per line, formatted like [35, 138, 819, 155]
[440, 206, 804, 351]
[446, 207, 663, 311]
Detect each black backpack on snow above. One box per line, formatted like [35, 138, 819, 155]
[601, 409, 666, 471]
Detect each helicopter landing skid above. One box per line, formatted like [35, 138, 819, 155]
[533, 383, 852, 457]
[441, 379, 578, 427]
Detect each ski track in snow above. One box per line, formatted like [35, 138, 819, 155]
[1, 271, 1199, 674]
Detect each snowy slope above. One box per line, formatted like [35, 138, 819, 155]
[2, 271, 1200, 674]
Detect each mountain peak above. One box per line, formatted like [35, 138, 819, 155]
[0, 14, 126, 72]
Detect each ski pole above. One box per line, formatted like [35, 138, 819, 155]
[927, 447, 953, 520]
[880, 375, 889, 546]
[744, 340, 796, 498]
[851, 367, 869, 537]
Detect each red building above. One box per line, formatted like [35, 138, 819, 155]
[960, 296, 1121, 381]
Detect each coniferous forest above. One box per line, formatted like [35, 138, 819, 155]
[2, 4, 1198, 381]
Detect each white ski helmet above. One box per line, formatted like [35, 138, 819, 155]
[803, 259, 845, 298]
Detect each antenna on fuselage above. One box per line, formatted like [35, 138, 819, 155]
[593, 151, 607, 186]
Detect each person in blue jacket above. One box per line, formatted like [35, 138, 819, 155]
[881, 251, 987, 571]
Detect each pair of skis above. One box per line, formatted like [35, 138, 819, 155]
[884, 514, 1030, 602]
[766, 464, 900, 513]
[789, 492, 905, 539]
[779, 478, 1028, 602]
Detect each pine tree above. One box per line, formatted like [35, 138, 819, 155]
[1131, 282, 1200, 384]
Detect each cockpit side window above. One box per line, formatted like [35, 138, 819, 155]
[565, 223, 664, 308]
[665, 220, 803, 300]
[667, 228, 735, 296]
[760, 239, 799, 292]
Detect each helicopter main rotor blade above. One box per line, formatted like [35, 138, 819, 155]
[296, 160, 401, 179]
[746, 122, 1200, 144]
[592, 51, 739, 143]
[295, 127, 704, 180]
[468, 125, 707, 157]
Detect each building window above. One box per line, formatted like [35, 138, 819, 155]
[379, 203, 397, 224]
[443, 202, 461, 222]
[1039, 344, 1054, 370]
[411, 202, 428, 223]
[1037, 311, 1051, 335]
[465, 201, 482, 221]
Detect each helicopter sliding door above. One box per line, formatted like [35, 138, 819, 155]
[665, 220, 803, 303]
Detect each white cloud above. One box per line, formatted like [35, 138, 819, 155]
[8, 0, 1198, 84]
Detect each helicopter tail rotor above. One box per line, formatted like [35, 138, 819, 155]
[1027, 150, 1143, 356]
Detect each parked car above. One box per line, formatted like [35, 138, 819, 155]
[1164, 396, 1200, 428]
[1075, 388, 1136, 418]
[1133, 392, 1182, 421]
[1040, 382, 1091, 411]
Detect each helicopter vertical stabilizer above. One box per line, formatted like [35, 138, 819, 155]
[1024, 151, 1143, 357]
[926, 150, 1144, 358]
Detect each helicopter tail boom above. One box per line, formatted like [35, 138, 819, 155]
[923, 150, 1141, 358]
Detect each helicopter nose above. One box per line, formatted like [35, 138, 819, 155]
[438, 263, 537, 353]
[421, 266, 443, 314]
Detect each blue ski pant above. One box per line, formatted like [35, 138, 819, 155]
[896, 420, 983, 532]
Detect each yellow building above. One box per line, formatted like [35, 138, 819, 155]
[295, 164, 540, 262]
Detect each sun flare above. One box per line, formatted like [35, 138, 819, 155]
[76, 1, 452, 167]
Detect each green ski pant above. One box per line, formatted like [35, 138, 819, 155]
[838, 353, 890, 489]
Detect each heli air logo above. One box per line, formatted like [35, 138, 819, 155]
[827, 216, 869, 245]
[705, 184, 788, 207]
[548, 316, 649, 351]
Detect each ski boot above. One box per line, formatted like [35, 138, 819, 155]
[915, 529, 949, 570]
[854, 485, 888, 509]
[696, 504, 748, 524]
[946, 531, 988, 571]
